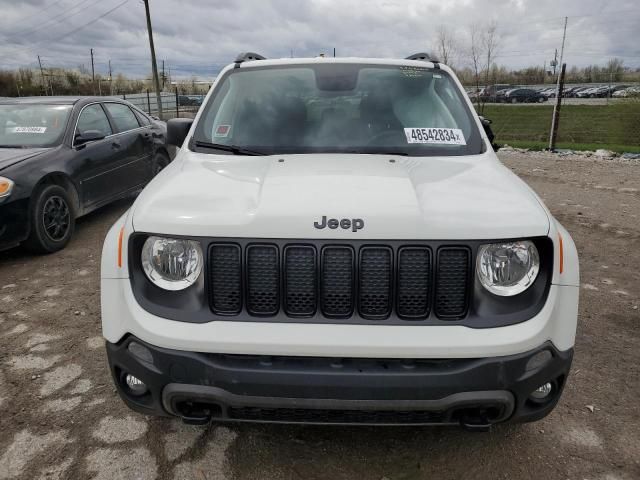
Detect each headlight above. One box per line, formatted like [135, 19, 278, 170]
[476, 240, 540, 296]
[141, 236, 203, 291]
[0, 177, 14, 199]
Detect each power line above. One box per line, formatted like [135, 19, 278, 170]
[6, 0, 97, 41]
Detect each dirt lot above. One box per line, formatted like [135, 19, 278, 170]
[0, 150, 638, 480]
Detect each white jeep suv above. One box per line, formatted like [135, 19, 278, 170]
[101, 53, 579, 430]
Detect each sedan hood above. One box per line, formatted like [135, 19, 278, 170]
[0, 147, 50, 172]
[132, 151, 550, 240]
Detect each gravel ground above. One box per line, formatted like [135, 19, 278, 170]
[0, 150, 639, 480]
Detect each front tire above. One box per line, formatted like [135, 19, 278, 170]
[25, 184, 75, 253]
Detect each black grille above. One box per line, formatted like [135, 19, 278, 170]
[284, 246, 317, 316]
[207, 242, 471, 322]
[397, 247, 431, 319]
[246, 245, 279, 315]
[209, 244, 242, 314]
[435, 248, 471, 319]
[321, 247, 355, 317]
[359, 247, 392, 319]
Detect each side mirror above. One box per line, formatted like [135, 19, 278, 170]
[478, 116, 497, 151]
[75, 130, 105, 145]
[166, 118, 194, 147]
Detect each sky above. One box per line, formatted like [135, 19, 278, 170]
[0, 0, 638, 80]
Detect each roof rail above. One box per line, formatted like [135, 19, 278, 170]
[234, 52, 266, 67]
[405, 52, 440, 68]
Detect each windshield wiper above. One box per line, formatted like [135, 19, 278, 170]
[193, 140, 267, 156]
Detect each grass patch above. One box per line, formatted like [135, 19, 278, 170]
[478, 103, 640, 153]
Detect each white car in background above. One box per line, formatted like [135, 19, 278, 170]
[101, 52, 579, 430]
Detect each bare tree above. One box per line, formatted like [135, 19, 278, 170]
[467, 23, 484, 110]
[435, 25, 457, 67]
[481, 21, 500, 113]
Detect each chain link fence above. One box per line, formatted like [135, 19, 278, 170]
[120, 87, 203, 120]
[471, 77, 640, 153]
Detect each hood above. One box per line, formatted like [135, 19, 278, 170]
[132, 151, 550, 240]
[0, 147, 51, 172]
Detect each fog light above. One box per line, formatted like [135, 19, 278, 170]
[125, 374, 147, 396]
[530, 382, 553, 401]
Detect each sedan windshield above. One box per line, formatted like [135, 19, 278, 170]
[0, 104, 72, 147]
[193, 63, 483, 156]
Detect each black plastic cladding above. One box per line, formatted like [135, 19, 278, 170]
[128, 235, 553, 328]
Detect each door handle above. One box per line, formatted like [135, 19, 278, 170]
[111, 141, 121, 150]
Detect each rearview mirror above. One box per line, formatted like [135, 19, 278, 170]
[75, 130, 105, 145]
[167, 118, 194, 147]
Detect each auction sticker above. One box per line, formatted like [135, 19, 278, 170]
[214, 124, 231, 138]
[13, 126, 47, 133]
[404, 127, 466, 145]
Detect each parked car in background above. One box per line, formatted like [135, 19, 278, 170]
[478, 84, 512, 103]
[503, 88, 547, 103]
[0, 96, 170, 253]
[186, 95, 205, 106]
[612, 86, 640, 98]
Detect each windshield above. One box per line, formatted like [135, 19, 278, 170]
[0, 104, 72, 148]
[193, 64, 483, 156]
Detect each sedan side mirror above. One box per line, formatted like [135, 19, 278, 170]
[167, 118, 194, 147]
[75, 130, 105, 145]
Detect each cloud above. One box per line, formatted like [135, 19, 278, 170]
[0, 0, 637, 79]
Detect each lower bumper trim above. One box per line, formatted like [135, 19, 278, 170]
[162, 384, 514, 426]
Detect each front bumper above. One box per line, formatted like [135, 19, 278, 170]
[107, 336, 573, 428]
[0, 198, 30, 251]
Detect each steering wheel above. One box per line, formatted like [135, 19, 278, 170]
[366, 129, 405, 146]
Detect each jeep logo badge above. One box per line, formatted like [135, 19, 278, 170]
[314, 216, 364, 232]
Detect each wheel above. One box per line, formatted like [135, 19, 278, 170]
[511, 97, 518, 104]
[152, 151, 170, 176]
[538, 97, 545, 103]
[25, 184, 75, 253]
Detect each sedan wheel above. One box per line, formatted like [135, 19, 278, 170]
[25, 184, 76, 253]
[42, 196, 70, 242]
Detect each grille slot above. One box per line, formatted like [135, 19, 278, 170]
[246, 245, 279, 316]
[209, 244, 242, 314]
[435, 248, 470, 319]
[359, 247, 393, 319]
[321, 247, 355, 318]
[397, 247, 431, 319]
[284, 246, 317, 316]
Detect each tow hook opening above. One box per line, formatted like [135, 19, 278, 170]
[175, 401, 223, 425]
[456, 407, 502, 432]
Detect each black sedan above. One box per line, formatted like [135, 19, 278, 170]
[502, 88, 547, 103]
[0, 96, 170, 253]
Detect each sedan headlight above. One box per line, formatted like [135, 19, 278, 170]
[0, 177, 14, 199]
[476, 240, 540, 296]
[141, 236, 203, 291]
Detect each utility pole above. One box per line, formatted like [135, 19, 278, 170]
[548, 16, 568, 151]
[162, 59, 165, 88]
[143, 0, 163, 117]
[37, 55, 47, 95]
[108, 59, 113, 95]
[549, 63, 566, 151]
[333, 47, 336, 57]
[90, 48, 96, 95]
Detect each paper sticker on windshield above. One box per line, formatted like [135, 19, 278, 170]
[13, 126, 47, 133]
[214, 125, 231, 138]
[404, 128, 466, 145]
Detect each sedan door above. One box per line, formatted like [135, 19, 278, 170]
[103, 102, 153, 192]
[73, 103, 120, 207]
